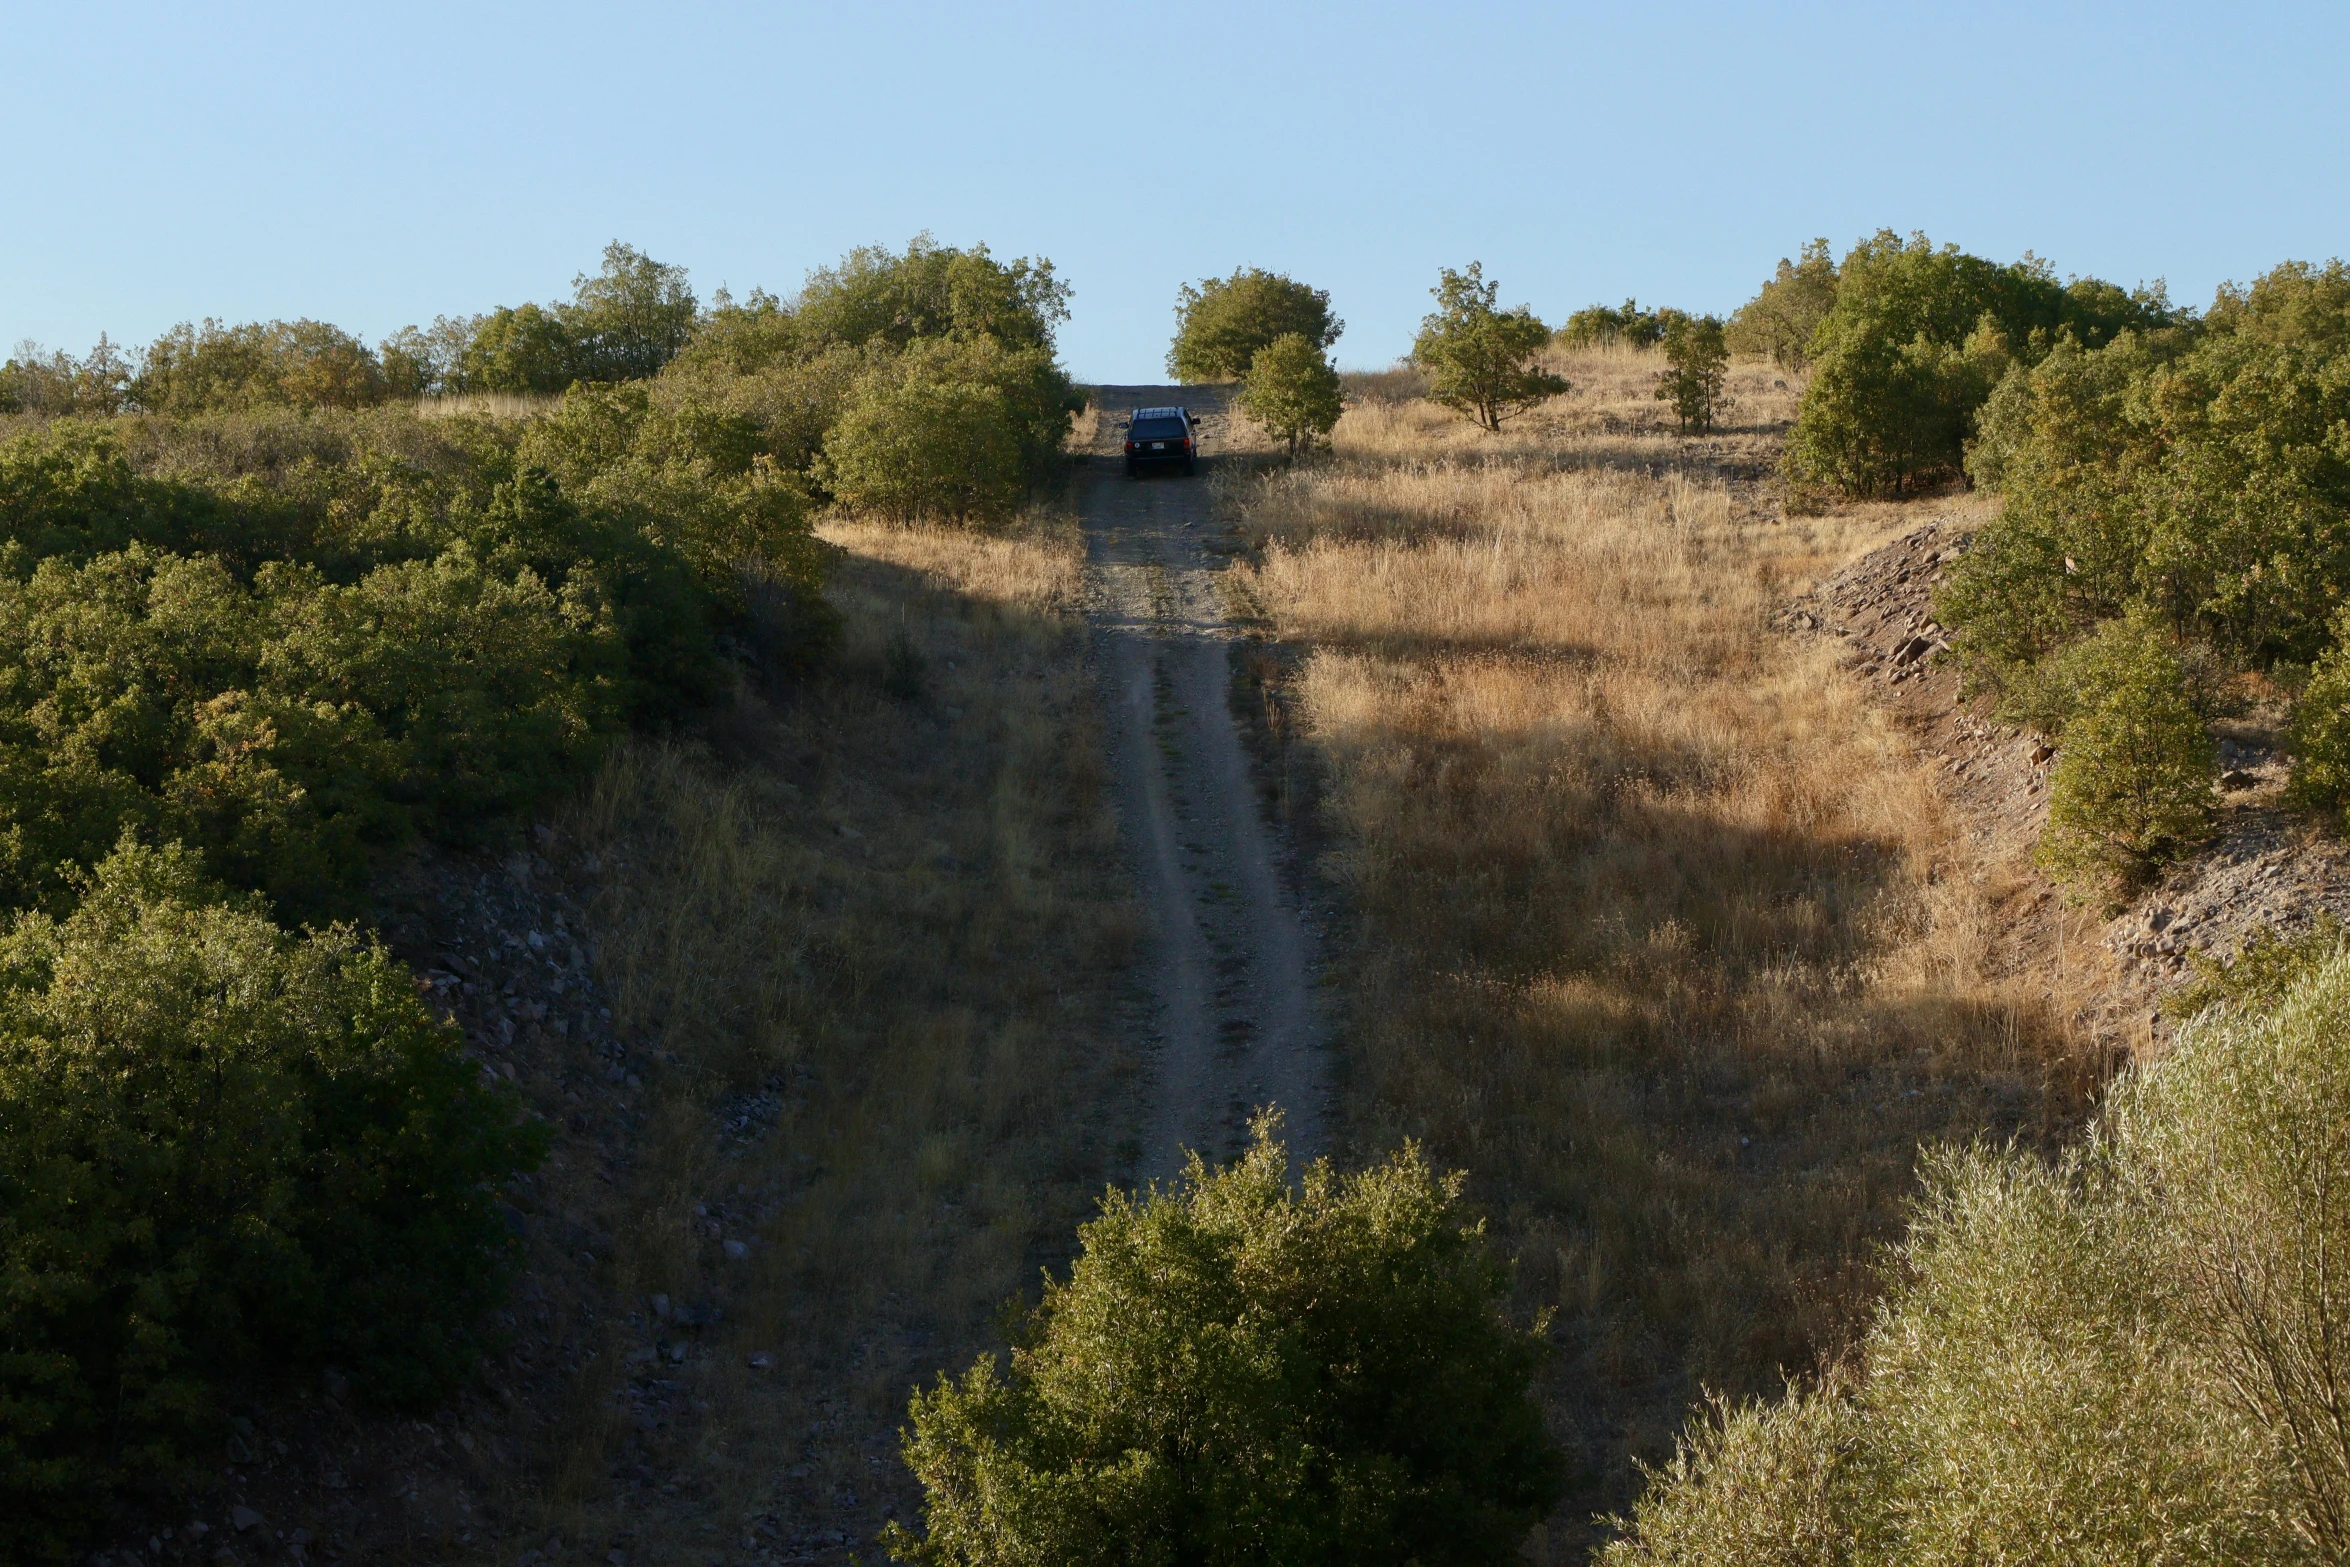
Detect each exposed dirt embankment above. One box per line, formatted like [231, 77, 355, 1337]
[1786, 516, 2350, 1041]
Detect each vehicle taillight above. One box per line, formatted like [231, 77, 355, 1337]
[1125, 440, 1136, 451]
[1181, 437, 1192, 451]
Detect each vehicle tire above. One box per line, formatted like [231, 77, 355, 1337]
[1183, 457, 1196, 476]
[1125, 461, 1139, 479]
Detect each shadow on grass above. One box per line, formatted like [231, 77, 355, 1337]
[524, 526, 1148, 1563]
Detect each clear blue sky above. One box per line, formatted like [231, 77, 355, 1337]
[5, 1, 2344, 383]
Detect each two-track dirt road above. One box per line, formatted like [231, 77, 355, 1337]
[1080, 386, 1331, 1177]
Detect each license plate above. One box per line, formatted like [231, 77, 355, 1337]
[1150, 442, 1165, 450]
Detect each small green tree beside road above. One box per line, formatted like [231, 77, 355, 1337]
[1657, 313, 1730, 434]
[1412, 264, 1568, 432]
[2036, 617, 2217, 889]
[1240, 333, 1344, 456]
[886, 1117, 1565, 1567]
[1169, 268, 1342, 382]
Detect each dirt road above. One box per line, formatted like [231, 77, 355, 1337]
[1082, 386, 1330, 1177]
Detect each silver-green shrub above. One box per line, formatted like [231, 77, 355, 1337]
[1605, 948, 2350, 1565]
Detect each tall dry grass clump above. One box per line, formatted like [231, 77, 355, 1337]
[415, 391, 558, 420]
[1224, 350, 2110, 1551]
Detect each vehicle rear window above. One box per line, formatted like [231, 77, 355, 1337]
[1130, 417, 1187, 439]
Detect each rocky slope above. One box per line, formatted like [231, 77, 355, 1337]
[1783, 515, 2350, 1036]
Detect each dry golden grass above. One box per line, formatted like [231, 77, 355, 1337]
[415, 391, 559, 420]
[1222, 348, 2109, 1555]
[529, 504, 1141, 1558]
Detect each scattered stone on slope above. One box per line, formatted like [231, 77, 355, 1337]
[1780, 514, 2350, 1031]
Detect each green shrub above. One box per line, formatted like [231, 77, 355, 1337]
[1239, 333, 1344, 455]
[1934, 335, 2164, 683]
[0, 338, 132, 417]
[891, 334, 1083, 489]
[656, 340, 868, 478]
[516, 380, 829, 587]
[0, 418, 235, 563]
[0, 842, 541, 1561]
[1725, 240, 1838, 371]
[2167, 913, 2346, 1022]
[1936, 258, 2350, 788]
[1608, 949, 2350, 1565]
[1411, 264, 1568, 433]
[0, 420, 734, 916]
[447, 242, 701, 395]
[1783, 231, 2168, 500]
[0, 535, 632, 915]
[1599, 1382, 1871, 1567]
[1783, 312, 2011, 500]
[822, 375, 1026, 524]
[457, 302, 578, 395]
[2110, 950, 2350, 1557]
[1656, 315, 1730, 435]
[1168, 267, 1343, 382]
[563, 241, 699, 383]
[2037, 617, 2216, 887]
[2292, 612, 2350, 823]
[131, 319, 392, 414]
[1559, 298, 1670, 349]
[794, 236, 1070, 357]
[886, 1119, 1563, 1567]
[1860, 1147, 2267, 1566]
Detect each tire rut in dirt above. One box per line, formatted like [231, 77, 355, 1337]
[1082, 385, 1329, 1178]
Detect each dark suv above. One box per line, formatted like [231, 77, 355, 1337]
[1123, 406, 1201, 477]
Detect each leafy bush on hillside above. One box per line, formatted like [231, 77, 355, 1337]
[1782, 230, 2171, 500]
[1240, 332, 1345, 456]
[1168, 267, 1343, 382]
[0, 415, 737, 915]
[1606, 946, 2350, 1565]
[887, 1119, 1564, 1567]
[132, 319, 393, 414]
[1935, 259, 2350, 841]
[0, 230, 1090, 1558]
[791, 236, 1070, 357]
[0, 337, 133, 417]
[454, 302, 578, 395]
[2292, 615, 2350, 827]
[0, 842, 541, 1562]
[822, 377, 1024, 524]
[1656, 314, 1730, 435]
[2036, 617, 2216, 887]
[1412, 264, 1568, 433]
[667, 238, 1079, 522]
[1559, 298, 1671, 349]
[811, 326, 1079, 524]
[1725, 239, 1838, 369]
[1948, 264, 2350, 674]
[443, 242, 700, 396]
